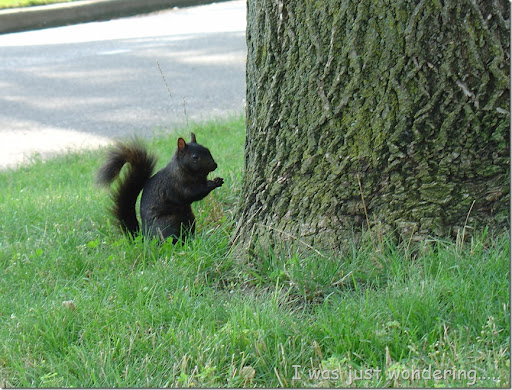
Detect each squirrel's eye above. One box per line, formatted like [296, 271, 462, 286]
[192, 154, 199, 160]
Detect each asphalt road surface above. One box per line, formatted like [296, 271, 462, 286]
[0, 0, 246, 168]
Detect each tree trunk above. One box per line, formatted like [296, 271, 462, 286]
[236, 0, 510, 250]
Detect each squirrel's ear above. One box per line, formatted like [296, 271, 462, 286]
[190, 132, 197, 143]
[177, 137, 186, 151]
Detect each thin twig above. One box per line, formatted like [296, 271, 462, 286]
[182, 96, 189, 129]
[331, 270, 353, 286]
[459, 199, 476, 252]
[156, 60, 172, 101]
[357, 173, 376, 251]
[255, 222, 328, 259]
[356, 174, 371, 231]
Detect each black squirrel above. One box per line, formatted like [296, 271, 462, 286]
[97, 133, 224, 241]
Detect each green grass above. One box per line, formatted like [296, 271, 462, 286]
[0, 115, 509, 387]
[0, 0, 77, 9]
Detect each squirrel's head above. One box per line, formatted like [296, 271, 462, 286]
[177, 133, 218, 174]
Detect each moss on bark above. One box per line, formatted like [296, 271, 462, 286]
[237, 0, 510, 250]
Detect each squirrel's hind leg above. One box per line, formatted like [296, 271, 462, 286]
[143, 213, 195, 243]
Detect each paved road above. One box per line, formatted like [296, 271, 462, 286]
[0, 0, 246, 168]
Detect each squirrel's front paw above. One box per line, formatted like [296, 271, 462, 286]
[213, 177, 224, 187]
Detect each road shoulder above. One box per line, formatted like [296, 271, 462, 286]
[0, 0, 228, 34]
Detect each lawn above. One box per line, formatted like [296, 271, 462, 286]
[0, 115, 509, 387]
[0, 0, 76, 9]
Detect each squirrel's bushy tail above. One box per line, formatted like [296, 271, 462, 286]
[97, 140, 156, 235]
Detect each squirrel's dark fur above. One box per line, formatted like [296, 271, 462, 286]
[97, 133, 223, 241]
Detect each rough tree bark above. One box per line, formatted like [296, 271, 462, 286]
[235, 0, 510, 250]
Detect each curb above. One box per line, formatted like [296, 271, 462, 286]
[0, 0, 229, 34]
